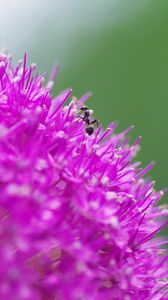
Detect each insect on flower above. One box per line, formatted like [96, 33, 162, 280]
[0, 53, 168, 300]
[79, 105, 99, 135]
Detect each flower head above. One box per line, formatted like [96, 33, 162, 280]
[0, 53, 167, 300]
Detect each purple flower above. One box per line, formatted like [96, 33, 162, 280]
[0, 53, 167, 300]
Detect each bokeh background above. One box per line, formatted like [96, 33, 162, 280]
[0, 0, 168, 202]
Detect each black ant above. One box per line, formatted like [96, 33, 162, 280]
[79, 106, 99, 135]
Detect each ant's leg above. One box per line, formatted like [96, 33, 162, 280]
[78, 115, 84, 120]
[91, 119, 99, 127]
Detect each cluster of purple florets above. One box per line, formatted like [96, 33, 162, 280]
[0, 53, 167, 300]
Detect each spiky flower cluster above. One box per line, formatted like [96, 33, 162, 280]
[0, 53, 167, 300]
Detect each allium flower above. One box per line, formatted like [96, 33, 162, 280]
[0, 53, 168, 300]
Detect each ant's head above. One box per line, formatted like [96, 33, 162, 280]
[80, 106, 88, 111]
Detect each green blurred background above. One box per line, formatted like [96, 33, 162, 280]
[0, 0, 168, 200]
